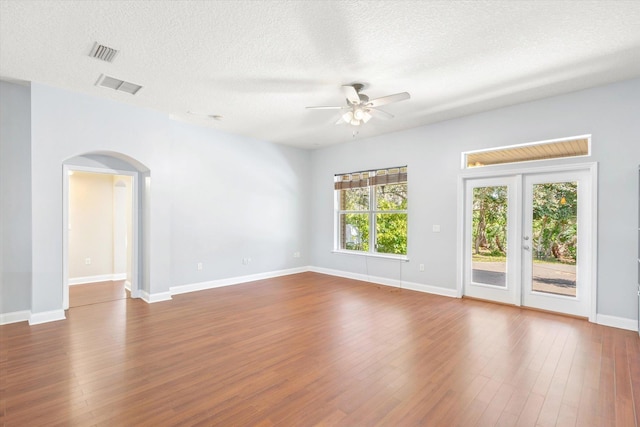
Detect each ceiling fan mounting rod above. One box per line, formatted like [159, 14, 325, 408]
[351, 83, 365, 93]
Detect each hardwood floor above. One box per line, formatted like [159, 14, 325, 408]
[69, 280, 128, 308]
[1, 272, 638, 426]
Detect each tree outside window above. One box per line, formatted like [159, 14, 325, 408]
[335, 167, 407, 256]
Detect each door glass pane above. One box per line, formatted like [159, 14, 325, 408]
[531, 182, 577, 297]
[471, 186, 508, 287]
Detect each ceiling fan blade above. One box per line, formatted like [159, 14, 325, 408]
[367, 92, 410, 108]
[306, 105, 344, 110]
[368, 108, 394, 119]
[335, 117, 346, 125]
[342, 85, 361, 104]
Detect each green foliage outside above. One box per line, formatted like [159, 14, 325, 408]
[472, 182, 577, 264]
[344, 213, 369, 251]
[472, 186, 508, 258]
[531, 182, 577, 263]
[341, 183, 407, 255]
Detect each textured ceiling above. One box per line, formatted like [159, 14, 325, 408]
[1, 0, 640, 149]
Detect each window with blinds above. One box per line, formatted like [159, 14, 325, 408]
[334, 166, 408, 256]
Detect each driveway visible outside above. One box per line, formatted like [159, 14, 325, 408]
[472, 261, 576, 296]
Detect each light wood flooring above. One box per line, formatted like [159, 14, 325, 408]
[1, 272, 638, 426]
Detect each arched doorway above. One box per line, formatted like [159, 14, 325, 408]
[62, 152, 150, 310]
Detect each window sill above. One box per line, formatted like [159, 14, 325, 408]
[331, 250, 409, 262]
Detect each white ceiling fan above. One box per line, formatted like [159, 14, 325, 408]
[306, 83, 410, 126]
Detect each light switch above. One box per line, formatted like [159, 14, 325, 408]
[432, 225, 441, 232]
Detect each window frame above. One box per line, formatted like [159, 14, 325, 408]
[334, 167, 408, 259]
[461, 135, 591, 169]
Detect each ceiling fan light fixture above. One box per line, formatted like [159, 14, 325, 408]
[308, 83, 410, 127]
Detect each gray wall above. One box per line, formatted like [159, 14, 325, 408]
[1, 77, 638, 324]
[0, 81, 32, 313]
[2, 81, 310, 316]
[30, 83, 173, 313]
[169, 121, 310, 286]
[310, 77, 640, 321]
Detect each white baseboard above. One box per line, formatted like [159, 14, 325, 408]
[401, 280, 459, 298]
[140, 290, 172, 303]
[0, 310, 31, 325]
[170, 266, 310, 296]
[68, 273, 127, 286]
[596, 314, 638, 332]
[308, 266, 458, 298]
[29, 309, 66, 325]
[3, 267, 636, 332]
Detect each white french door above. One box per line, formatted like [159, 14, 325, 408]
[521, 171, 592, 317]
[463, 167, 595, 319]
[463, 176, 519, 305]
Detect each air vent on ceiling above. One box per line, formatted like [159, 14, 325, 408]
[89, 42, 119, 63]
[95, 74, 142, 95]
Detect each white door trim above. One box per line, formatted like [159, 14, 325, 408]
[457, 162, 598, 322]
[62, 164, 141, 309]
[462, 176, 519, 305]
[522, 170, 592, 318]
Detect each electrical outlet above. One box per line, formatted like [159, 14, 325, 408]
[242, 257, 252, 265]
[85, 257, 91, 265]
[419, 263, 425, 272]
[293, 251, 300, 258]
[197, 262, 203, 271]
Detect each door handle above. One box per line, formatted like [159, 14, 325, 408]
[523, 245, 530, 250]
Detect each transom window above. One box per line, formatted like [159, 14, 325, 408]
[334, 166, 408, 256]
[463, 135, 590, 168]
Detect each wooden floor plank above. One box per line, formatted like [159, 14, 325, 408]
[69, 280, 128, 307]
[614, 332, 637, 427]
[1, 272, 638, 426]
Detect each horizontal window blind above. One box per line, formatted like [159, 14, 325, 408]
[334, 166, 407, 190]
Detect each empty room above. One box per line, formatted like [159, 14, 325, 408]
[1, 1, 639, 426]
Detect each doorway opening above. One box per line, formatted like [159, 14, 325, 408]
[67, 171, 133, 307]
[459, 163, 597, 320]
[62, 152, 149, 310]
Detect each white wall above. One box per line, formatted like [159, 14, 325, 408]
[0, 81, 32, 314]
[310, 77, 640, 322]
